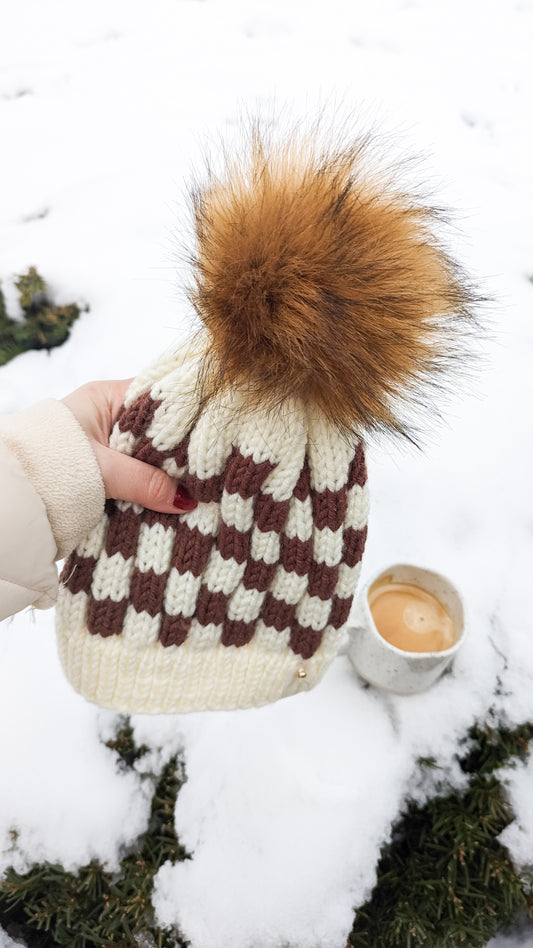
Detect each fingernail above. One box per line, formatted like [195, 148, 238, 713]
[173, 487, 197, 511]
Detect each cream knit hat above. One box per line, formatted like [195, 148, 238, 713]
[56, 124, 477, 713]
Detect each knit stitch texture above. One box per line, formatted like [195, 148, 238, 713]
[56, 339, 369, 712]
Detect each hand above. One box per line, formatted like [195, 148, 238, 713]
[62, 379, 197, 515]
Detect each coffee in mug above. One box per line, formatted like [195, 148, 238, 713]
[347, 564, 465, 694]
[368, 576, 456, 653]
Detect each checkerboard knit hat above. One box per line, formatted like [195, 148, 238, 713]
[56, 124, 478, 712]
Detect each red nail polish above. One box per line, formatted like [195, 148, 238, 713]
[173, 487, 197, 511]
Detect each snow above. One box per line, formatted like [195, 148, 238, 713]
[1, 1, 532, 946]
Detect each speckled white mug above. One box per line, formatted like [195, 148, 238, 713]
[347, 564, 465, 694]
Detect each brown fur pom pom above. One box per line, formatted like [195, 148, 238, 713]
[189, 123, 480, 442]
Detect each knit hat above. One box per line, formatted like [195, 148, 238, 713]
[56, 124, 477, 713]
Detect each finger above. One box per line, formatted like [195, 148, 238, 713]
[62, 379, 134, 441]
[105, 378, 135, 416]
[95, 445, 197, 514]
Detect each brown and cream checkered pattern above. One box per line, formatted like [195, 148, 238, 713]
[56, 339, 369, 712]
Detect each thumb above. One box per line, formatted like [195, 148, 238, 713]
[94, 444, 197, 514]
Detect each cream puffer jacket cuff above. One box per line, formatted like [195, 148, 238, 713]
[0, 399, 105, 619]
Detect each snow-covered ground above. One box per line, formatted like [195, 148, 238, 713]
[1, 1, 532, 946]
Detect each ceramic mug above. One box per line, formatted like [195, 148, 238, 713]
[347, 563, 465, 694]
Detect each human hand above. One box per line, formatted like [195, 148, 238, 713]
[62, 379, 197, 514]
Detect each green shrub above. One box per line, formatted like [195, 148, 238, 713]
[2, 714, 532, 947]
[0, 720, 190, 947]
[349, 721, 533, 948]
[0, 267, 85, 366]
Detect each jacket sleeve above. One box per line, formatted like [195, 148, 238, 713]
[0, 399, 105, 621]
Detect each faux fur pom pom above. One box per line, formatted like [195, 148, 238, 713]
[189, 122, 480, 442]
